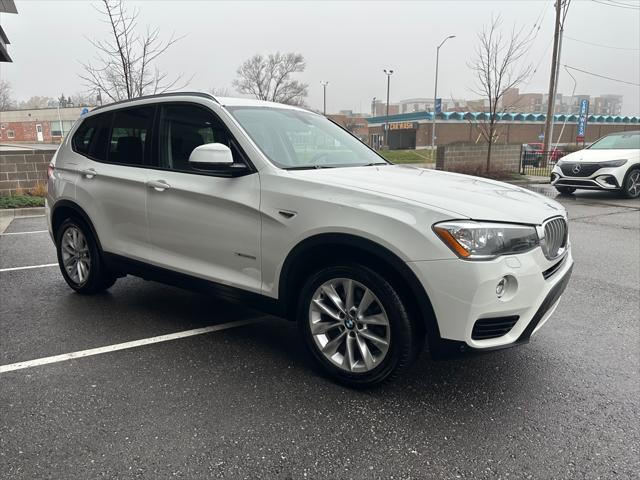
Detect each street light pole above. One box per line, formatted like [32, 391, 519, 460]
[383, 69, 394, 148]
[320, 81, 329, 116]
[431, 35, 455, 151]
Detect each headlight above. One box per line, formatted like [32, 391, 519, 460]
[599, 159, 627, 167]
[433, 221, 539, 260]
[556, 159, 564, 166]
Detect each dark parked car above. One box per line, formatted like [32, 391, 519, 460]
[522, 143, 564, 167]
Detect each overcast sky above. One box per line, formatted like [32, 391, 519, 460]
[1, 0, 639, 114]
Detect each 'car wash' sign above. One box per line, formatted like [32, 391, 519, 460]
[577, 99, 589, 141]
[389, 122, 418, 130]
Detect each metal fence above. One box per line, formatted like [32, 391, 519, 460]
[520, 148, 567, 177]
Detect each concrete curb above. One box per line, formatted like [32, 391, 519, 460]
[504, 175, 551, 186]
[507, 179, 551, 185]
[0, 207, 45, 233]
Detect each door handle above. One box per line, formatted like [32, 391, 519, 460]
[146, 180, 171, 192]
[81, 168, 97, 179]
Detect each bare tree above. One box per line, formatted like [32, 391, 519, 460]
[343, 117, 359, 134]
[0, 79, 16, 111]
[208, 87, 231, 98]
[468, 16, 532, 171]
[69, 92, 98, 107]
[79, 0, 188, 102]
[18, 96, 54, 110]
[233, 52, 308, 106]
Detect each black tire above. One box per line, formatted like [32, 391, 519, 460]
[555, 186, 576, 195]
[55, 217, 116, 294]
[297, 263, 419, 387]
[620, 167, 640, 199]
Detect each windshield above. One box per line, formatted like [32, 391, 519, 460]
[226, 106, 387, 169]
[588, 132, 640, 150]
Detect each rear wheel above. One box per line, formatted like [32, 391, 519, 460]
[298, 264, 418, 387]
[621, 167, 640, 199]
[55, 217, 116, 294]
[555, 186, 576, 195]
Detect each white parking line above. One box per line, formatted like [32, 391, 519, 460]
[0, 230, 48, 236]
[0, 317, 267, 374]
[14, 215, 46, 219]
[0, 263, 58, 272]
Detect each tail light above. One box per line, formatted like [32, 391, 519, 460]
[47, 163, 55, 179]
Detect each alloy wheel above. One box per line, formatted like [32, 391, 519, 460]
[627, 170, 640, 198]
[60, 226, 91, 286]
[308, 278, 391, 373]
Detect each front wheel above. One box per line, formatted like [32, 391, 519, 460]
[55, 217, 116, 294]
[555, 186, 576, 195]
[298, 264, 418, 387]
[621, 168, 640, 199]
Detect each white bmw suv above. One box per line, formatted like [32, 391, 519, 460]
[47, 93, 573, 386]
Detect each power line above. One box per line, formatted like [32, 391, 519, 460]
[602, 0, 640, 7]
[527, 37, 554, 84]
[532, 0, 551, 34]
[521, 0, 552, 68]
[564, 65, 640, 86]
[592, 0, 640, 10]
[564, 35, 640, 51]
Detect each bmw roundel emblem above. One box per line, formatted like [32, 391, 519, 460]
[572, 164, 582, 174]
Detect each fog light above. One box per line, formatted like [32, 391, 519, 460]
[496, 277, 507, 297]
[594, 175, 618, 189]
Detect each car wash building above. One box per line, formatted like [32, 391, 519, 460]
[367, 111, 640, 149]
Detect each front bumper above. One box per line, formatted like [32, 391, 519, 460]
[409, 245, 574, 351]
[550, 165, 625, 190]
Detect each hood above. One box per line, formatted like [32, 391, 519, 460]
[288, 165, 564, 225]
[561, 148, 639, 163]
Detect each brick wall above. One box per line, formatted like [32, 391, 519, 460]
[0, 120, 62, 144]
[436, 143, 522, 174]
[0, 149, 55, 196]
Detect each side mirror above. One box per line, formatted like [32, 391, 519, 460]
[189, 143, 234, 166]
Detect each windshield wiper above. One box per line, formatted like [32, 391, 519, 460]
[284, 165, 337, 170]
[285, 162, 387, 170]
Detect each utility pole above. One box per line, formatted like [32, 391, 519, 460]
[383, 69, 394, 148]
[320, 81, 329, 116]
[543, 0, 569, 153]
[549, 29, 564, 148]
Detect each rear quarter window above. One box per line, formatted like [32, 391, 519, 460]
[72, 113, 112, 161]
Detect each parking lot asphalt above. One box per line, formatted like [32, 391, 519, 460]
[1, 186, 639, 479]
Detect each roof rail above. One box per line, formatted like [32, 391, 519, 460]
[91, 91, 219, 112]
